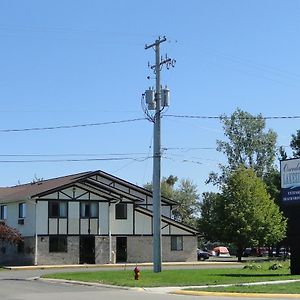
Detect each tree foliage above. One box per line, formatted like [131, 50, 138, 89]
[172, 179, 200, 227]
[208, 108, 277, 186]
[219, 167, 286, 261]
[144, 175, 177, 200]
[197, 192, 222, 241]
[290, 129, 300, 158]
[0, 223, 23, 244]
[144, 175, 200, 227]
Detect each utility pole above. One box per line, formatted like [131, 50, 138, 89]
[144, 36, 175, 273]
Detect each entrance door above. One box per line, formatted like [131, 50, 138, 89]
[79, 236, 95, 264]
[116, 237, 127, 263]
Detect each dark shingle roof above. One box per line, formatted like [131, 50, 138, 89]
[0, 170, 178, 205]
[0, 171, 95, 202]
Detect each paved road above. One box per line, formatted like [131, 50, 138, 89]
[0, 265, 297, 300]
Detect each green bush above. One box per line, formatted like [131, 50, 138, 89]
[269, 263, 283, 270]
[243, 264, 262, 270]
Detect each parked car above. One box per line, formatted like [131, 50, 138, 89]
[277, 248, 291, 258]
[257, 247, 269, 257]
[197, 249, 210, 261]
[242, 247, 253, 257]
[213, 246, 230, 257]
[243, 247, 268, 257]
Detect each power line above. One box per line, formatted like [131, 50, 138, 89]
[0, 118, 147, 133]
[1, 114, 299, 134]
[163, 147, 215, 151]
[164, 114, 300, 120]
[0, 156, 152, 163]
[0, 152, 149, 157]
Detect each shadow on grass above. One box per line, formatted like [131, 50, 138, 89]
[218, 273, 291, 278]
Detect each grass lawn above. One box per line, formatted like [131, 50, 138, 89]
[42, 261, 300, 288]
[190, 282, 300, 294]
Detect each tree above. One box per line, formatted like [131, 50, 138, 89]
[290, 129, 300, 158]
[0, 223, 22, 244]
[219, 166, 287, 261]
[172, 179, 200, 228]
[262, 169, 281, 206]
[144, 175, 200, 227]
[279, 146, 288, 160]
[208, 108, 277, 186]
[144, 175, 177, 199]
[197, 192, 222, 242]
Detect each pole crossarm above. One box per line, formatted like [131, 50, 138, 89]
[145, 36, 167, 50]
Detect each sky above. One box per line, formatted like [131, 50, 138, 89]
[1, 0, 300, 194]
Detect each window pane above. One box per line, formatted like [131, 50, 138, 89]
[80, 203, 90, 218]
[171, 236, 183, 251]
[90, 202, 98, 218]
[59, 202, 67, 218]
[171, 236, 176, 250]
[0, 205, 7, 219]
[17, 241, 25, 253]
[177, 236, 183, 250]
[115, 203, 127, 219]
[49, 236, 67, 252]
[19, 203, 26, 218]
[80, 202, 98, 218]
[49, 202, 59, 218]
[80, 203, 85, 218]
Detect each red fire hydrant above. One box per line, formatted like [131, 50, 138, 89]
[134, 266, 140, 280]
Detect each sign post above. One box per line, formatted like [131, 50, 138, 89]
[280, 158, 300, 274]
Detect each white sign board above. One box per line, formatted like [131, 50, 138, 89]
[281, 158, 300, 203]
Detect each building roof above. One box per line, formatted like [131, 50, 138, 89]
[135, 206, 199, 235]
[0, 170, 178, 205]
[0, 171, 93, 202]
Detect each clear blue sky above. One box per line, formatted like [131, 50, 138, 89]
[1, 0, 300, 194]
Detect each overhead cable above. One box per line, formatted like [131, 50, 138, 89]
[0, 118, 147, 133]
[164, 114, 300, 120]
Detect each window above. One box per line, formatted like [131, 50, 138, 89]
[171, 236, 183, 251]
[17, 241, 25, 253]
[19, 203, 26, 218]
[0, 205, 7, 220]
[115, 203, 127, 219]
[49, 201, 67, 218]
[49, 236, 67, 252]
[80, 202, 98, 218]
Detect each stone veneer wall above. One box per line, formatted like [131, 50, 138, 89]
[37, 236, 79, 265]
[126, 235, 197, 263]
[1, 235, 197, 266]
[0, 237, 35, 266]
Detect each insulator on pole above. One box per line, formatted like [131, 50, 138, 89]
[161, 86, 170, 107]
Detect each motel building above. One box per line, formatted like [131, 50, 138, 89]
[0, 170, 198, 266]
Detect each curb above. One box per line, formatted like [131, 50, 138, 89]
[39, 277, 131, 290]
[172, 290, 300, 298]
